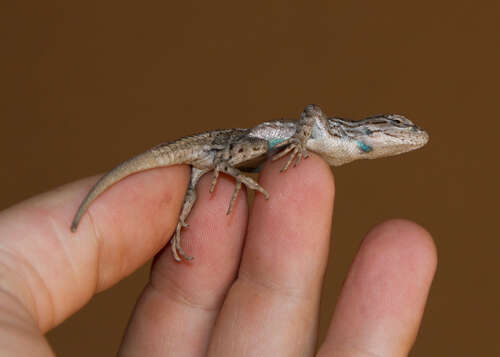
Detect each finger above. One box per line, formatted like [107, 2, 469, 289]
[208, 155, 335, 356]
[0, 165, 189, 332]
[318, 220, 437, 357]
[119, 173, 249, 356]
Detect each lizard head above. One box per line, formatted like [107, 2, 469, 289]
[308, 114, 429, 166]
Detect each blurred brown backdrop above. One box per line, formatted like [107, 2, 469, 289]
[1, 0, 496, 355]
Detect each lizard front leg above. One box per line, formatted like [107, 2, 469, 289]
[273, 104, 328, 172]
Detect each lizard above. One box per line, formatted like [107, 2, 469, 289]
[70, 104, 429, 261]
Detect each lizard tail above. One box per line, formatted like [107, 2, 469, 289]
[70, 144, 187, 232]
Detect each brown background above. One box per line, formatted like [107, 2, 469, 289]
[1, 0, 496, 355]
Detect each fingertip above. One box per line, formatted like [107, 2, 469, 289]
[69, 165, 191, 289]
[0, 165, 191, 331]
[363, 219, 437, 278]
[261, 153, 335, 208]
[322, 219, 437, 356]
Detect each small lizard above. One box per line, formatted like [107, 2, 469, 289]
[71, 105, 429, 261]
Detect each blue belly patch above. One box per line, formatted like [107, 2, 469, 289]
[269, 138, 286, 149]
[357, 140, 373, 153]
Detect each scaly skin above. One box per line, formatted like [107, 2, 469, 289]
[71, 105, 429, 261]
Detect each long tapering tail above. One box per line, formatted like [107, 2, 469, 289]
[70, 145, 185, 232]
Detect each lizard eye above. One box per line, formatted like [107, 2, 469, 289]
[386, 114, 410, 125]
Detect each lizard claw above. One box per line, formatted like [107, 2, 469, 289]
[225, 178, 269, 215]
[272, 137, 309, 172]
[170, 221, 193, 261]
[209, 169, 220, 193]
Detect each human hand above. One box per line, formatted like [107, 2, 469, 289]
[0, 155, 436, 356]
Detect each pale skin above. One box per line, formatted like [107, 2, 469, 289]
[0, 155, 437, 356]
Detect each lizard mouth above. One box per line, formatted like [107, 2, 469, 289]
[411, 129, 430, 148]
[381, 127, 429, 148]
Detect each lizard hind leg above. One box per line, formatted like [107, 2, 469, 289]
[170, 167, 208, 261]
[211, 163, 270, 215]
[210, 137, 271, 214]
[171, 220, 190, 261]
